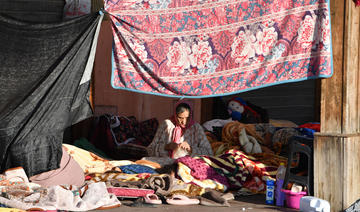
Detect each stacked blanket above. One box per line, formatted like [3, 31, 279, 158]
[0, 142, 291, 210]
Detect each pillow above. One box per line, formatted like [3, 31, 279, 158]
[269, 119, 298, 128]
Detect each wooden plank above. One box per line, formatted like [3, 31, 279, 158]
[93, 20, 113, 104]
[314, 135, 344, 212]
[94, 105, 118, 116]
[201, 98, 213, 123]
[343, 136, 360, 209]
[321, 0, 345, 133]
[342, 0, 360, 133]
[91, 0, 104, 13]
[314, 79, 321, 122]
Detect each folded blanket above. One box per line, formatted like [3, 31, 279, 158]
[0, 182, 121, 211]
[171, 179, 205, 197]
[176, 156, 229, 187]
[176, 162, 227, 192]
[118, 164, 157, 174]
[143, 174, 173, 196]
[107, 187, 154, 197]
[63, 144, 133, 174]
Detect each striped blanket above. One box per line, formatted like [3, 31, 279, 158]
[106, 0, 332, 97]
[176, 149, 278, 193]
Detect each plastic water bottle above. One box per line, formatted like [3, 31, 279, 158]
[275, 162, 286, 206]
[266, 179, 275, 204]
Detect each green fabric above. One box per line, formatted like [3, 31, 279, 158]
[73, 137, 110, 159]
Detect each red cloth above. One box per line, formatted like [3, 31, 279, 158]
[354, 0, 360, 7]
[107, 187, 154, 197]
[298, 123, 320, 132]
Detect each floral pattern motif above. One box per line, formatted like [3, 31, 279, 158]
[297, 15, 316, 49]
[106, 0, 333, 97]
[189, 40, 213, 69]
[231, 30, 256, 65]
[167, 41, 192, 73]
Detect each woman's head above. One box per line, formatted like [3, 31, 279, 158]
[175, 102, 191, 128]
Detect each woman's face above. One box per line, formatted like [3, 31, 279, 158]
[176, 110, 190, 128]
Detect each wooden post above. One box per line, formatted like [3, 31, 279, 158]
[315, 0, 360, 211]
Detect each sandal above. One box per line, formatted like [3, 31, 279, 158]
[144, 194, 162, 204]
[166, 194, 200, 205]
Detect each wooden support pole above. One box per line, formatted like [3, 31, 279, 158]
[314, 134, 360, 211]
[316, 0, 360, 211]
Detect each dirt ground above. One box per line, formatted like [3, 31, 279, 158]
[92, 194, 299, 212]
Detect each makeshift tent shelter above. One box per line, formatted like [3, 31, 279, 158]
[0, 12, 103, 177]
[1, 0, 360, 211]
[93, 0, 360, 211]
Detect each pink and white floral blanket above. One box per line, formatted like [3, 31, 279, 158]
[106, 0, 332, 97]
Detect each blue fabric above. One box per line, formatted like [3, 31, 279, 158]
[0, 203, 9, 208]
[118, 164, 157, 174]
[297, 128, 315, 139]
[274, 127, 315, 139]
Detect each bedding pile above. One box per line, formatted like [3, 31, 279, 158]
[0, 120, 314, 211]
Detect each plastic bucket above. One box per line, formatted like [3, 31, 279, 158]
[281, 189, 307, 209]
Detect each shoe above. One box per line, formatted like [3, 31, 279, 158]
[166, 194, 200, 205]
[199, 197, 230, 207]
[221, 192, 235, 201]
[125, 198, 157, 208]
[200, 190, 230, 207]
[144, 194, 162, 204]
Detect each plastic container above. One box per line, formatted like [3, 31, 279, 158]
[281, 189, 307, 209]
[275, 162, 286, 206]
[266, 179, 275, 204]
[299, 196, 330, 212]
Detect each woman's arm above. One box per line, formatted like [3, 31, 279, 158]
[147, 120, 174, 157]
[189, 123, 213, 156]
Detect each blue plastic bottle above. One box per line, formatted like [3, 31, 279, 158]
[266, 179, 275, 204]
[275, 162, 286, 206]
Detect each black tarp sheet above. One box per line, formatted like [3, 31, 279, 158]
[0, 13, 101, 177]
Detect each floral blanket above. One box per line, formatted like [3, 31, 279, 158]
[106, 0, 332, 97]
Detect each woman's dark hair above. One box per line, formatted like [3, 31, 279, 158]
[176, 102, 191, 115]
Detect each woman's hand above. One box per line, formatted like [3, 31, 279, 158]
[179, 141, 191, 152]
[165, 141, 191, 153]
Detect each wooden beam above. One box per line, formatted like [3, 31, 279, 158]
[321, 0, 345, 133]
[315, 134, 360, 211]
[343, 135, 360, 209]
[201, 98, 213, 124]
[343, 0, 360, 133]
[314, 135, 344, 211]
[316, 1, 360, 211]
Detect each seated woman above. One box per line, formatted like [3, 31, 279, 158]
[146, 100, 213, 165]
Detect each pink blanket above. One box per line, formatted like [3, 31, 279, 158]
[106, 0, 332, 97]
